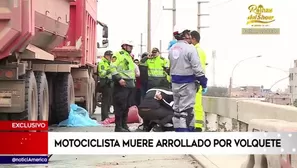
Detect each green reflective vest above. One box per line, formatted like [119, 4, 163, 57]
[194, 43, 207, 129]
[110, 49, 135, 80]
[164, 58, 170, 82]
[194, 43, 206, 72]
[142, 56, 167, 77]
[98, 57, 111, 79]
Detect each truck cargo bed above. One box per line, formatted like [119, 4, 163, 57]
[52, 0, 97, 67]
[0, 0, 97, 67]
[0, 0, 70, 60]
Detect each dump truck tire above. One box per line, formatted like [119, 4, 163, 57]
[35, 72, 49, 121]
[54, 73, 75, 123]
[10, 70, 38, 120]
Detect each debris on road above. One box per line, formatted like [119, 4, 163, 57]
[58, 104, 100, 127]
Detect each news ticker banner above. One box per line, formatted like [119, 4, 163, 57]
[0, 121, 297, 158]
[2, 131, 296, 155]
[48, 132, 297, 155]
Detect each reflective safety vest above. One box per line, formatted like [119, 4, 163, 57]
[110, 49, 135, 80]
[164, 58, 171, 82]
[194, 43, 207, 129]
[164, 58, 170, 68]
[194, 43, 206, 72]
[143, 56, 168, 78]
[166, 73, 171, 83]
[98, 57, 111, 79]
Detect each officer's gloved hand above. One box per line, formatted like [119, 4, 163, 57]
[202, 88, 208, 94]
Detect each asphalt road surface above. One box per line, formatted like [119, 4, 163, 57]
[2, 107, 202, 168]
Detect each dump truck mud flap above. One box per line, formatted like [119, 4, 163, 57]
[0, 80, 25, 113]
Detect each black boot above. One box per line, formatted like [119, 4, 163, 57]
[122, 116, 130, 132]
[114, 126, 129, 132]
[114, 118, 129, 132]
[122, 123, 130, 132]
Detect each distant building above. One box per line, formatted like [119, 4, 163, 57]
[231, 86, 264, 98]
[265, 93, 291, 105]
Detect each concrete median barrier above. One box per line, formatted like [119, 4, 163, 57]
[200, 97, 297, 168]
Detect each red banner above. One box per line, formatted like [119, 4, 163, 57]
[0, 132, 48, 154]
[0, 121, 48, 131]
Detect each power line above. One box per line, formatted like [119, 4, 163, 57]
[209, 0, 233, 8]
[152, 6, 163, 40]
[163, 0, 176, 39]
[152, 0, 164, 39]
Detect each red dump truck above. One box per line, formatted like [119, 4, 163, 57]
[0, 0, 108, 124]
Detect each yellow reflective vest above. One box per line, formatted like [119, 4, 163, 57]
[98, 57, 111, 79]
[110, 49, 135, 88]
[143, 56, 168, 78]
[194, 43, 207, 129]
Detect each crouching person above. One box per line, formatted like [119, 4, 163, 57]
[136, 81, 174, 132]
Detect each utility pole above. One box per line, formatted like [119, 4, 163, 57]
[197, 1, 210, 32]
[147, 0, 152, 52]
[198, 1, 214, 86]
[163, 0, 176, 39]
[159, 40, 162, 54]
[139, 33, 146, 54]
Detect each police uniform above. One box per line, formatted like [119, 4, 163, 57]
[110, 49, 135, 132]
[140, 48, 169, 90]
[139, 52, 149, 98]
[98, 51, 113, 121]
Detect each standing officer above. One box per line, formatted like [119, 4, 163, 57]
[98, 50, 113, 121]
[140, 48, 168, 90]
[139, 52, 149, 98]
[110, 40, 135, 132]
[168, 25, 208, 132]
[191, 30, 208, 132]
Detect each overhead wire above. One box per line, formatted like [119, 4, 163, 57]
[151, 0, 164, 40]
[209, 0, 233, 8]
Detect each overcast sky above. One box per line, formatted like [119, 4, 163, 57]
[97, 0, 296, 91]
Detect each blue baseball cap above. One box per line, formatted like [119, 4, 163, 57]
[167, 40, 177, 50]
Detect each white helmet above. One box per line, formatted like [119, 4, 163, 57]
[121, 40, 134, 47]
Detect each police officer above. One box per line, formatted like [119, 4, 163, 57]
[139, 52, 149, 98]
[191, 30, 208, 132]
[140, 48, 168, 90]
[168, 25, 208, 132]
[98, 50, 113, 121]
[110, 40, 135, 132]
